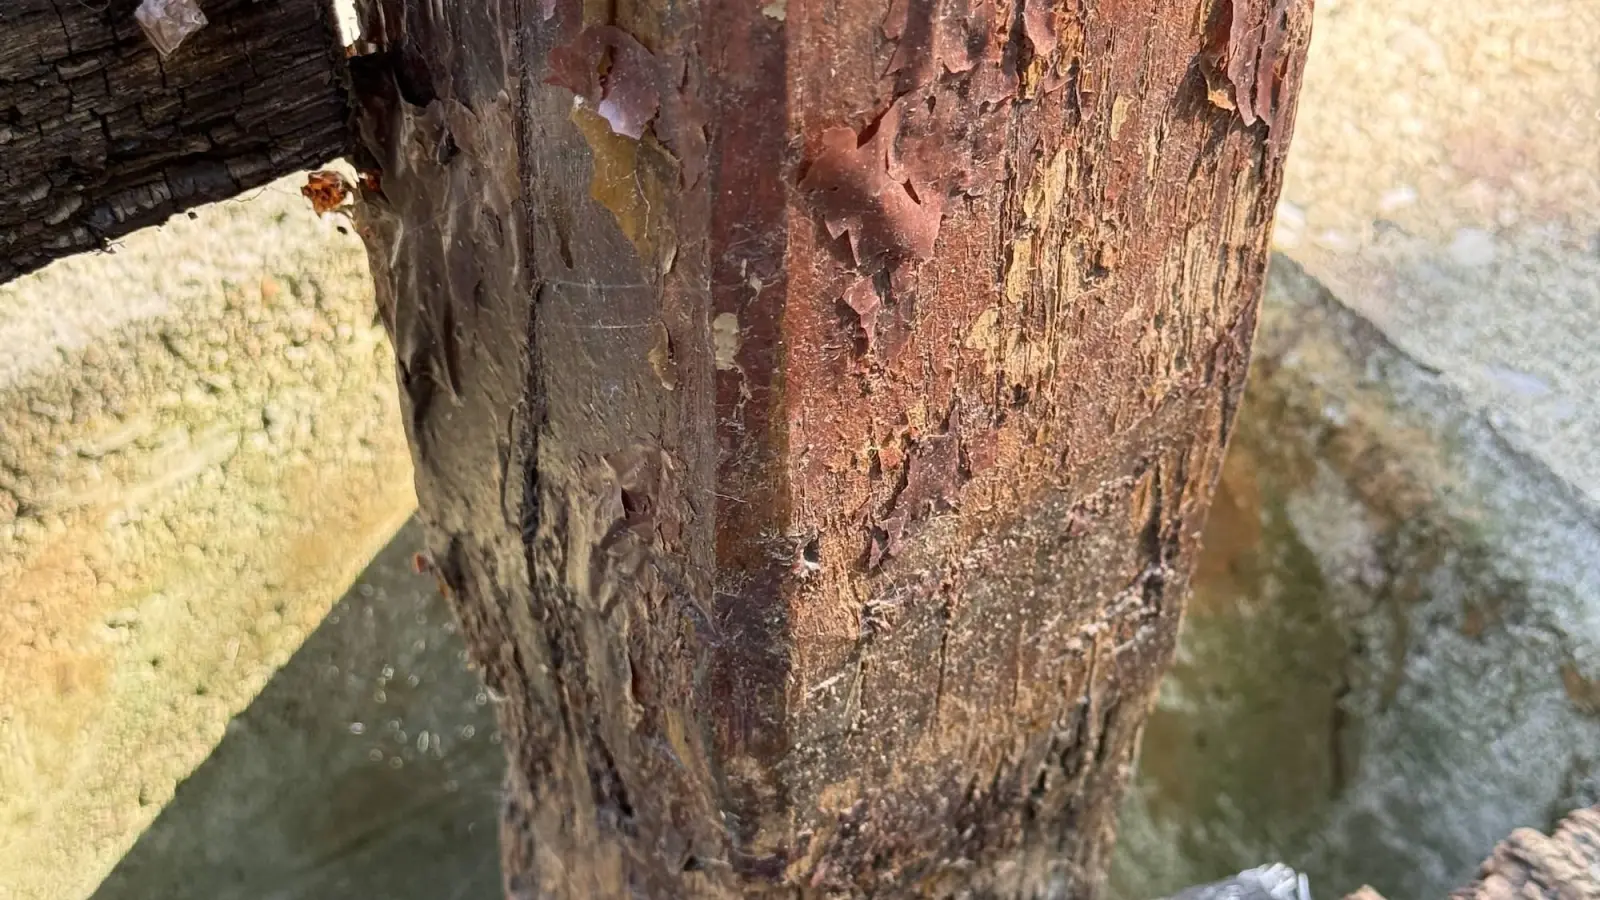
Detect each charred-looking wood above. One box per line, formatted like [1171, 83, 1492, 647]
[0, 0, 348, 283]
[349, 0, 1311, 896]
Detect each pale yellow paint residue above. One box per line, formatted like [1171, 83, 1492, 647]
[964, 306, 1002, 374]
[1110, 95, 1133, 140]
[712, 312, 742, 370]
[648, 320, 677, 390]
[569, 106, 668, 265]
[971, 147, 1076, 392]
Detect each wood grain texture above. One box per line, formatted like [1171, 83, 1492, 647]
[0, 0, 348, 283]
[348, 0, 1311, 895]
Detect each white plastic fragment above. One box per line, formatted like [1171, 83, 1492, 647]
[134, 0, 209, 57]
[1166, 864, 1314, 900]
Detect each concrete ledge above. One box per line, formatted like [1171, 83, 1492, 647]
[1112, 1, 1599, 895]
[0, 174, 415, 900]
[1112, 258, 1600, 900]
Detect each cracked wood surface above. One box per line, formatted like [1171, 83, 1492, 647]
[348, 0, 1311, 895]
[0, 0, 348, 283]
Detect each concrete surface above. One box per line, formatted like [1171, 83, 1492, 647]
[1109, 2, 1599, 896]
[1269, 0, 1600, 511]
[87, 521, 502, 900]
[0, 174, 416, 900]
[1110, 259, 1600, 900]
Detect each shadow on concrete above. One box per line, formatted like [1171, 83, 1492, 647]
[90, 520, 504, 900]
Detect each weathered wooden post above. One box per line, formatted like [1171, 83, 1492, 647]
[347, 0, 1311, 894]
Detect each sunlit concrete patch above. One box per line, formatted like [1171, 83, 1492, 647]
[0, 173, 416, 900]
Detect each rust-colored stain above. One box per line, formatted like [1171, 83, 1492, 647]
[300, 170, 351, 215]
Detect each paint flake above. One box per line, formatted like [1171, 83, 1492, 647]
[1022, 0, 1058, 56]
[842, 277, 883, 350]
[800, 106, 943, 270]
[134, 0, 207, 57]
[1201, 0, 1314, 132]
[547, 27, 662, 139]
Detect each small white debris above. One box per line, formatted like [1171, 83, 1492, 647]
[1448, 228, 1498, 267]
[712, 313, 742, 370]
[135, 0, 208, 57]
[1376, 184, 1418, 214]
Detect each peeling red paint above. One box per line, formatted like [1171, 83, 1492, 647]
[842, 276, 883, 350]
[964, 428, 998, 477]
[1202, 0, 1314, 136]
[656, 58, 710, 190]
[890, 406, 966, 522]
[867, 513, 906, 570]
[895, 430, 961, 518]
[803, 0, 1030, 286]
[547, 27, 662, 139]
[883, 0, 994, 92]
[546, 26, 709, 186]
[1022, 0, 1058, 57]
[799, 108, 944, 270]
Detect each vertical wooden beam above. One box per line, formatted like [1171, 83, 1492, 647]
[349, 0, 1311, 894]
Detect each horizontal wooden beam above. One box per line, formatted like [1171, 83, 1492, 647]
[0, 0, 349, 283]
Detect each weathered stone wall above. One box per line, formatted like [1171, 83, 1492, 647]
[0, 175, 415, 900]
